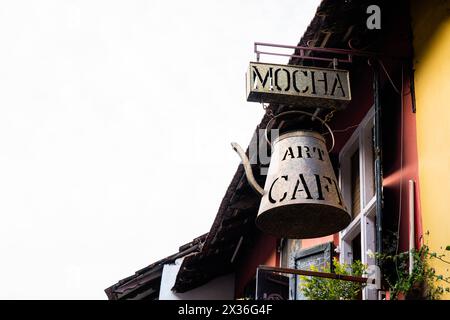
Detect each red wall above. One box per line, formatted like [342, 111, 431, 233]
[381, 66, 422, 252]
[376, 5, 422, 252]
[234, 232, 278, 298]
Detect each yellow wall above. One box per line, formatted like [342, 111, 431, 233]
[411, 0, 450, 299]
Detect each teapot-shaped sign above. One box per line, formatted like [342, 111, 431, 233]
[231, 111, 351, 239]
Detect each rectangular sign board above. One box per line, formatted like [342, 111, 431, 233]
[246, 62, 351, 109]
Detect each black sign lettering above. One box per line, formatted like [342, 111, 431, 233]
[291, 174, 313, 200]
[252, 66, 272, 89]
[268, 176, 288, 204]
[247, 62, 351, 106]
[330, 73, 346, 97]
[281, 145, 325, 162]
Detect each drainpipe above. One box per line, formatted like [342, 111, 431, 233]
[372, 61, 384, 262]
[409, 180, 415, 274]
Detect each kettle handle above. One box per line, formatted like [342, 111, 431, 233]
[231, 142, 264, 196]
[264, 110, 335, 152]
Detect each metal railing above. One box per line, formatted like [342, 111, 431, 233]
[259, 265, 372, 283]
[253, 42, 406, 64]
[255, 265, 375, 300]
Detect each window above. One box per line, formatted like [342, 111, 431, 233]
[338, 107, 377, 300]
[291, 243, 333, 300]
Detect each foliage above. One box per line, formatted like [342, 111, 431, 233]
[375, 232, 450, 300]
[299, 259, 367, 300]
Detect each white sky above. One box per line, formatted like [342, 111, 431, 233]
[0, 0, 320, 299]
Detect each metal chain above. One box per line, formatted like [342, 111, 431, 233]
[262, 103, 275, 119]
[262, 103, 336, 124]
[323, 107, 337, 123]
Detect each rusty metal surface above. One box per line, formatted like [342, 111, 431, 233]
[256, 130, 350, 238]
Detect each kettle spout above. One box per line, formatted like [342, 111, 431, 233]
[231, 142, 264, 196]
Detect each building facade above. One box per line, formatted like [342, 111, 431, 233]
[106, 0, 450, 300]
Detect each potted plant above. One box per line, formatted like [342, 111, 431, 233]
[375, 236, 450, 300]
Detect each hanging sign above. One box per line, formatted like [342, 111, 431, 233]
[246, 62, 351, 108]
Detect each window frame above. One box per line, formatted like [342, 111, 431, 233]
[338, 106, 377, 300]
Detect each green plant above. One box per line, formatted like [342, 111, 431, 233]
[375, 235, 450, 300]
[299, 259, 367, 300]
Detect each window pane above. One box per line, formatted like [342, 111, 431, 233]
[294, 244, 332, 300]
[295, 253, 327, 300]
[351, 234, 362, 262]
[350, 148, 360, 217]
[351, 233, 363, 300]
